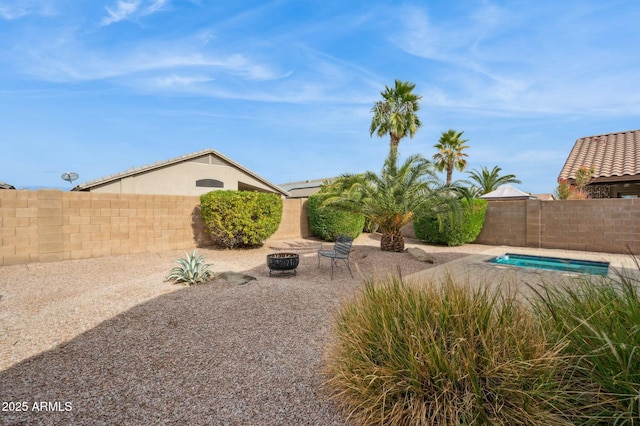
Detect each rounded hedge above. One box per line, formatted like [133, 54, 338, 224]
[307, 194, 365, 242]
[414, 198, 487, 246]
[200, 190, 282, 249]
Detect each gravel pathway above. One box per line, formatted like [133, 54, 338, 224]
[0, 234, 487, 425]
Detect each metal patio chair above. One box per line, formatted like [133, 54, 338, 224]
[317, 235, 354, 280]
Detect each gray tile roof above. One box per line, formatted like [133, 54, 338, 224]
[278, 177, 336, 191]
[277, 177, 336, 199]
[558, 129, 640, 183]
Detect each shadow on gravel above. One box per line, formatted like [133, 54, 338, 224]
[0, 246, 469, 426]
[0, 261, 354, 426]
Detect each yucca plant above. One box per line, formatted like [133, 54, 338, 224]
[165, 250, 214, 285]
[325, 275, 577, 425]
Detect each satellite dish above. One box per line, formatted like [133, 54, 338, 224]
[61, 172, 79, 185]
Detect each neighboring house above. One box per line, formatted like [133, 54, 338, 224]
[480, 185, 537, 201]
[0, 181, 15, 189]
[533, 193, 556, 201]
[72, 149, 289, 197]
[558, 129, 640, 198]
[278, 177, 337, 198]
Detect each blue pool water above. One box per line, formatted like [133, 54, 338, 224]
[489, 253, 609, 276]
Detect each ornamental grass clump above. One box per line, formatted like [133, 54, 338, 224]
[530, 261, 640, 424]
[165, 250, 214, 285]
[325, 276, 576, 425]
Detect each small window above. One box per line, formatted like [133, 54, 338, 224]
[196, 179, 224, 188]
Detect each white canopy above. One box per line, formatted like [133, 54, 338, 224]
[480, 185, 536, 199]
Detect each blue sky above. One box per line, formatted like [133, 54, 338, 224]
[1, 0, 639, 193]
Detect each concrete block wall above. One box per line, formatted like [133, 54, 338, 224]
[475, 201, 527, 247]
[0, 190, 39, 265]
[476, 198, 640, 254]
[268, 198, 311, 241]
[0, 190, 207, 266]
[0, 190, 311, 266]
[538, 199, 640, 253]
[4, 190, 638, 266]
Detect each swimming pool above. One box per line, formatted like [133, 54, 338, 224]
[488, 253, 609, 276]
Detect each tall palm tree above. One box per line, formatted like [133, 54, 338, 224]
[433, 129, 469, 185]
[369, 79, 422, 153]
[466, 166, 521, 195]
[324, 150, 454, 252]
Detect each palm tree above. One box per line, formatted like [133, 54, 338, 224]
[324, 150, 454, 252]
[369, 79, 422, 153]
[466, 166, 521, 195]
[433, 129, 469, 185]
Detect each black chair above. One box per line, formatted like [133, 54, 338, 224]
[318, 235, 354, 279]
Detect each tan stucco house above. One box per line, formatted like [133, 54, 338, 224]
[558, 129, 640, 198]
[72, 149, 289, 197]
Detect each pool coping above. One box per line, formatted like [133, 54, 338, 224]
[406, 246, 640, 296]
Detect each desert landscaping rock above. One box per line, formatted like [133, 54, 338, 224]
[0, 234, 484, 425]
[407, 247, 437, 264]
[215, 271, 258, 285]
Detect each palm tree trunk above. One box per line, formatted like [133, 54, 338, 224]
[389, 133, 401, 152]
[380, 230, 405, 252]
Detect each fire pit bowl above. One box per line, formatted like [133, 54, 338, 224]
[267, 253, 299, 276]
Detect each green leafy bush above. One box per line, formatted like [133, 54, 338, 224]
[200, 190, 282, 248]
[164, 250, 214, 285]
[325, 276, 574, 425]
[414, 198, 487, 246]
[307, 193, 365, 242]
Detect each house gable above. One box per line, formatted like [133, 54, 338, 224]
[72, 149, 289, 197]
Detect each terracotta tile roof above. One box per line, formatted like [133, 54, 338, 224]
[558, 129, 640, 183]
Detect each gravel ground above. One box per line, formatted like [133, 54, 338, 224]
[0, 234, 488, 425]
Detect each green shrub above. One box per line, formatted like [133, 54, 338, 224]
[531, 268, 640, 423]
[325, 276, 574, 425]
[414, 198, 487, 246]
[164, 250, 214, 285]
[307, 193, 364, 242]
[200, 190, 282, 248]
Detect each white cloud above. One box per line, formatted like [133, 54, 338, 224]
[102, 0, 141, 25]
[152, 74, 212, 88]
[392, 3, 640, 118]
[0, 5, 29, 20]
[101, 0, 168, 26]
[147, 0, 166, 14]
[0, 0, 55, 20]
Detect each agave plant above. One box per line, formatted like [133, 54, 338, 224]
[165, 250, 214, 285]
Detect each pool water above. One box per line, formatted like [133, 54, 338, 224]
[489, 253, 609, 276]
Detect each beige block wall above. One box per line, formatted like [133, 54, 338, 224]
[476, 200, 527, 247]
[5, 190, 638, 266]
[0, 191, 310, 266]
[476, 198, 640, 254]
[0, 190, 39, 265]
[268, 198, 311, 241]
